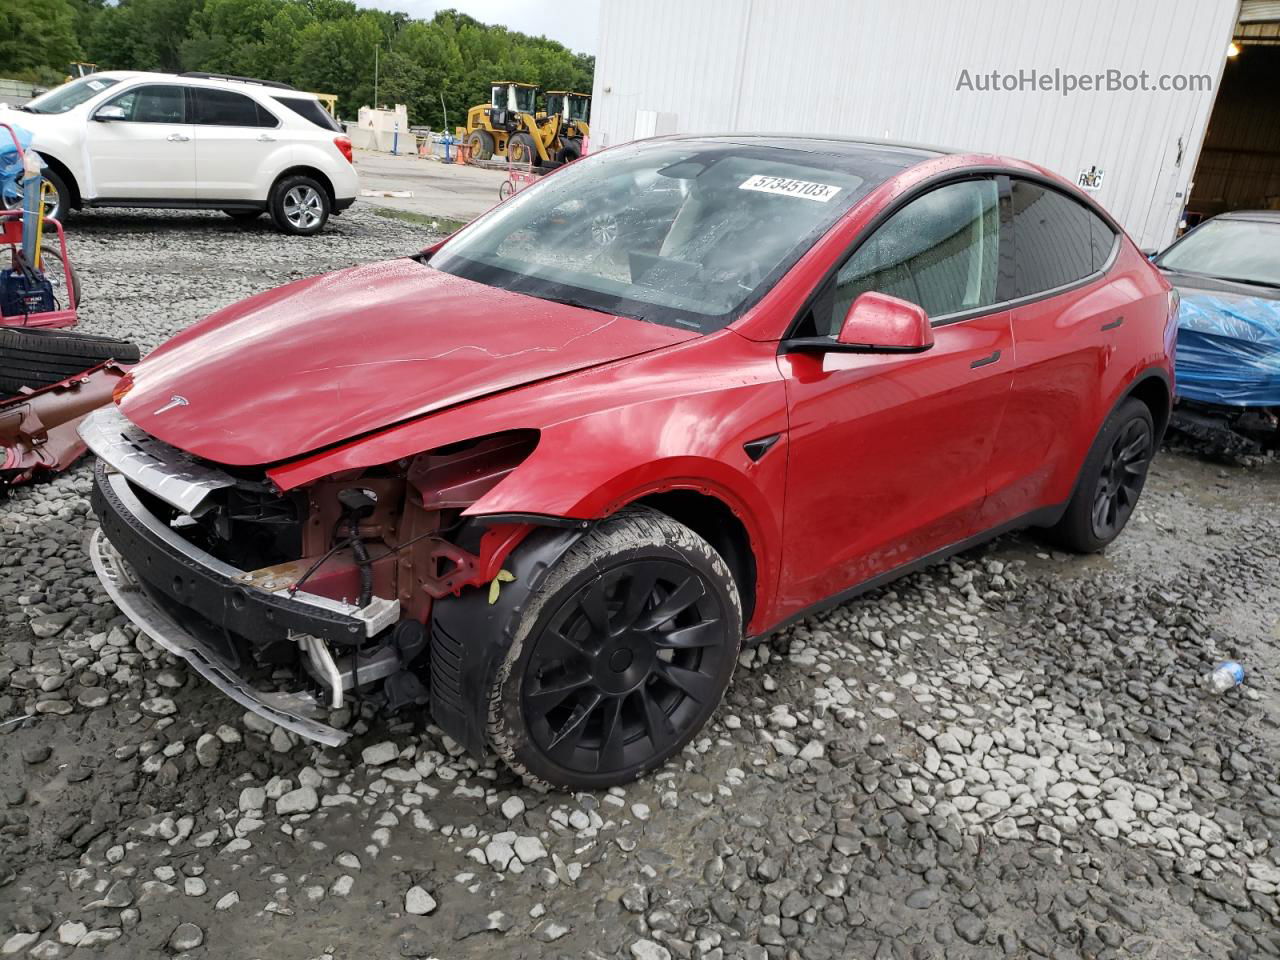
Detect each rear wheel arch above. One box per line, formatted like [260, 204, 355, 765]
[1123, 369, 1172, 444]
[270, 165, 336, 206]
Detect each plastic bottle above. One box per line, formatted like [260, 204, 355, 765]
[1209, 661, 1245, 694]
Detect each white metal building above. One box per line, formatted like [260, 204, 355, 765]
[590, 0, 1279, 251]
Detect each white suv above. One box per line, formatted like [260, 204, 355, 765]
[1, 71, 359, 235]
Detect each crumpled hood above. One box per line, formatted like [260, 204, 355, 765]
[119, 259, 696, 465]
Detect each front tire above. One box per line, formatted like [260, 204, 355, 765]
[488, 508, 742, 790]
[1046, 397, 1155, 553]
[268, 176, 330, 236]
[507, 133, 539, 167]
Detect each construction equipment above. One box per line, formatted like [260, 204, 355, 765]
[544, 91, 591, 162]
[66, 61, 97, 81]
[461, 82, 561, 167]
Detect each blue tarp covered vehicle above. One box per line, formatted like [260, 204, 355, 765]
[1155, 210, 1280, 453]
[0, 123, 35, 210]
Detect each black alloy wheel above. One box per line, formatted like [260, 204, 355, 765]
[488, 508, 741, 790]
[1046, 396, 1156, 553]
[522, 559, 729, 775]
[1091, 416, 1152, 540]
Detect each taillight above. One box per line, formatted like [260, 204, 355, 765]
[334, 136, 353, 164]
[1168, 287, 1180, 321]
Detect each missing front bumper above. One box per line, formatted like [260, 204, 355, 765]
[90, 528, 351, 746]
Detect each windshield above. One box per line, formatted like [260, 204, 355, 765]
[430, 139, 868, 332]
[1158, 218, 1280, 288]
[24, 75, 120, 114]
[513, 86, 537, 113]
[568, 96, 590, 122]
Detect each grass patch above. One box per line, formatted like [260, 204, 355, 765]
[371, 206, 468, 234]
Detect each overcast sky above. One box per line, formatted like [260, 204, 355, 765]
[362, 0, 602, 55]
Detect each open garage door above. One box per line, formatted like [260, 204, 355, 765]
[1185, 2, 1280, 226]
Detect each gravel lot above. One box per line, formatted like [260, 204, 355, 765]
[2, 206, 1280, 960]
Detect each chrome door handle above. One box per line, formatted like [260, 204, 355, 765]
[257, 134, 276, 142]
[970, 349, 1001, 369]
[166, 133, 190, 142]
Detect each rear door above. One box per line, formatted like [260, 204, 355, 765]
[190, 88, 283, 202]
[84, 83, 195, 199]
[777, 177, 1015, 619]
[979, 177, 1124, 526]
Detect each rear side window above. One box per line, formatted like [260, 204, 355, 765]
[193, 88, 277, 127]
[273, 97, 342, 132]
[1010, 180, 1112, 297]
[822, 178, 1001, 331]
[104, 84, 186, 124]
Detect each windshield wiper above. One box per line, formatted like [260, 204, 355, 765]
[525, 291, 617, 317]
[1164, 266, 1280, 290]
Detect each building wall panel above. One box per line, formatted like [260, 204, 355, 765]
[592, 0, 1241, 250]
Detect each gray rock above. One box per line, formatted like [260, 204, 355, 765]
[276, 786, 319, 815]
[405, 885, 436, 915]
[168, 922, 203, 952]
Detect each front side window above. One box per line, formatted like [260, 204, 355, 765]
[193, 89, 276, 127]
[1010, 179, 1111, 297]
[431, 140, 875, 332]
[103, 84, 187, 124]
[24, 75, 121, 115]
[819, 178, 1000, 333]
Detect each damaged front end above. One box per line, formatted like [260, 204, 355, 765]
[1171, 290, 1280, 456]
[81, 404, 553, 747]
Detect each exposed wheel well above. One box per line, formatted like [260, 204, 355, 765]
[632, 490, 757, 627]
[33, 153, 80, 207]
[1126, 373, 1172, 443]
[271, 166, 335, 205]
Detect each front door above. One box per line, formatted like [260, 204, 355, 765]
[777, 177, 1014, 621]
[85, 83, 195, 200]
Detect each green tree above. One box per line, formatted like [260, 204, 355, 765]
[0, 0, 81, 82]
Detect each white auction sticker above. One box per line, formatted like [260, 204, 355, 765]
[739, 174, 841, 202]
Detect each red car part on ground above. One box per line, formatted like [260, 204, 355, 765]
[83, 135, 1176, 789]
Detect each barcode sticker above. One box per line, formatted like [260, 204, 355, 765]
[739, 174, 841, 202]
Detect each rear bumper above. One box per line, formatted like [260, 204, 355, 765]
[89, 528, 350, 746]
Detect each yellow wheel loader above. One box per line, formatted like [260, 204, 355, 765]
[462, 82, 560, 167]
[544, 91, 591, 163]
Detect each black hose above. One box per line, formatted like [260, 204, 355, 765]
[349, 515, 374, 608]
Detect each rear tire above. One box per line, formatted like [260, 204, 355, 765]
[487, 507, 741, 790]
[467, 130, 495, 161]
[1046, 398, 1155, 553]
[0, 328, 139, 396]
[268, 175, 330, 236]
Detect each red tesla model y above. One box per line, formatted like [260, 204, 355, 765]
[82, 135, 1176, 788]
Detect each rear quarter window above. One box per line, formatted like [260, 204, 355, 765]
[1010, 180, 1099, 297]
[273, 97, 342, 132]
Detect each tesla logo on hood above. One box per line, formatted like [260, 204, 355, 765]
[155, 395, 189, 415]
